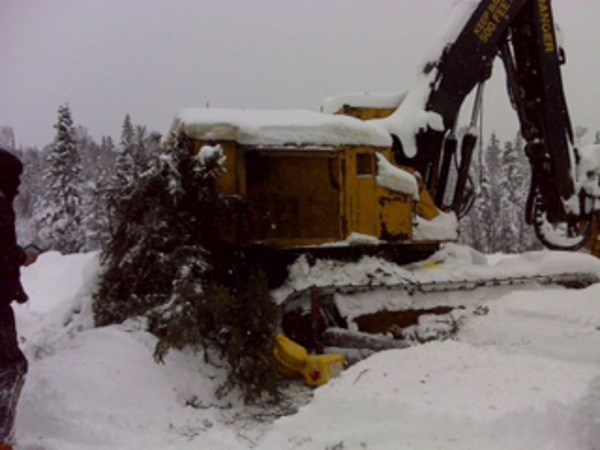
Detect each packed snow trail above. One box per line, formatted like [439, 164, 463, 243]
[11, 248, 600, 449]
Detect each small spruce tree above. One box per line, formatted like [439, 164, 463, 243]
[94, 133, 281, 403]
[115, 114, 137, 188]
[35, 103, 85, 253]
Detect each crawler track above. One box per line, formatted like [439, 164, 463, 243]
[280, 271, 599, 353]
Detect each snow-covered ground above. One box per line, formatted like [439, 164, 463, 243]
[13, 247, 600, 449]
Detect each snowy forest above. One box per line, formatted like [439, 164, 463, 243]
[1, 104, 162, 252]
[2, 104, 597, 255]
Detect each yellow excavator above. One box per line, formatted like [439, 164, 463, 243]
[165, 0, 600, 356]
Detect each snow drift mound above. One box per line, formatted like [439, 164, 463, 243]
[14, 252, 280, 450]
[10, 249, 600, 449]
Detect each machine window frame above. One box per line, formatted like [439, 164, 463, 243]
[356, 153, 374, 178]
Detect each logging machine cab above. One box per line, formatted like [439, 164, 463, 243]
[166, 0, 600, 268]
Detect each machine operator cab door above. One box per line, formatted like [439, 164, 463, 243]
[345, 148, 379, 238]
[343, 148, 415, 242]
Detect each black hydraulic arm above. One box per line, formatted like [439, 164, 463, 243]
[500, 0, 576, 222]
[393, 0, 577, 222]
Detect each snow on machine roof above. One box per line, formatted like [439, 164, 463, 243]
[164, 108, 392, 148]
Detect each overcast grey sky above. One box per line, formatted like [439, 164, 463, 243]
[1, 0, 600, 148]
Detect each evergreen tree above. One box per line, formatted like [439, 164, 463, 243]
[512, 133, 541, 251]
[94, 133, 281, 403]
[75, 125, 103, 181]
[35, 104, 85, 253]
[78, 135, 118, 250]
[13, 148, 43, 241]
[0, 126, 16, 150]
[575, 125, 589, 143]
[497, 140, 522, 252]
[13, 148, 41, 219]
[462, 133, 500, 253]
[477, 163, 494, 253]
[133, 125, 151, 170]
[82, 174, 112, 251]
[114, 114, 137, 189]
[484, 132, 504, 251]
[457, 134, 481, 250]
[105, 116, 151, 228]
[457, 132, 543, 253]
[101, 135, 116, 161]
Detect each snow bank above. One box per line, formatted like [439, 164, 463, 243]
[18, 324, 249, 450]
[13, 247, 600, 449]
[459, 283, 600, 364]
[261, 340, 600, 449]
[17, 251, 100, 337]
[264, 269, 600, 449]
[163, 108, 392, 148]
[15, 252, 273, 450]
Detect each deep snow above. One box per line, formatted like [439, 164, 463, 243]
[12, 247, 600, 449]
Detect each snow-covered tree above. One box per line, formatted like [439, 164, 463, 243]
[94, 133, 281, 403]
[81, 174, 112, 251]
[460, 145, 488, 252]
[104, 116, 157, 227]
[35, 104, 85, 253]
[12, 147, 43, 239]
[460, 133, 500, 252]
[512, 134, 540, 251]
[497, 140, 522, 252]
[79, 135, 118, 251]
[75, 125, 104, 179]
[0, 126, 16, 150]
[575, 125, 589, 143]
[460, 131, 543, 253]
[101, 135, 116, 156]
[113, 114, 137, 189]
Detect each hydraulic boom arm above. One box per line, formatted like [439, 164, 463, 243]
[391, 0, 596, 249]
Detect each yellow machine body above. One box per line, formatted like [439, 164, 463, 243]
[192, 139, 422, 248]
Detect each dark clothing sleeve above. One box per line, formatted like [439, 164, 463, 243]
[0, 195, 27, 304]
[0, 200, 25, 269]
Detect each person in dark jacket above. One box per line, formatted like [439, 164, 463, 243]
[0, 148, 39, 449]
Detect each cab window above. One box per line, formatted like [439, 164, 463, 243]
[356, 153, 374, 177]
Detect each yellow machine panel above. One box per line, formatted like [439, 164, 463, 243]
[244, 149, 343, 246]
[345, 149, 379, 238]
[189, 138, 434, 251]
[378, 190, 413, 240]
